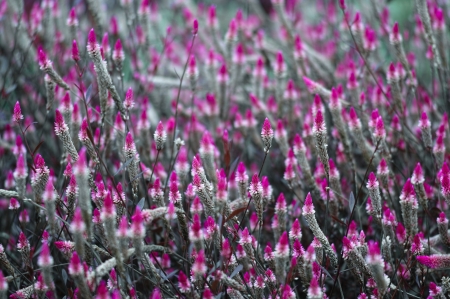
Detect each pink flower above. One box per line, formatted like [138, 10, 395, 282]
[390, 22, 402, 43]
[69, 252, 83, 275]
[71, 40, 80, 62]
[429, 282, 443, 297]
[261, 118, 273, 152]
[411, 162, 424, 184]
[192, 250, 207, 277]
[416, 254, 450, 269]
[275, 231, 290, 258]
[0, 271, 7, 291]
[178, 270, 191, 293]
[313, 110, 326, 133]
[70, 208, 85, 233]
[54, 109, 68, 135]
[112, 39, 124, 62]
[12, 101, 23, 123]
[9, 198, 20, 210]
[154, 121, 167, 150]
[124, 87, 134, 110]
[96, 281, 109, 299]
[239, 227, 252, 245]
[303, 193, 315, 215]
[37, 242, 53, 268]
[192, 19, 198, 35]
[87, 28, 98, 53]
[17, 232, 29, 250]
[131, 207, 145, 238]
[367, 172, 379, 189]
[307, 276, 323, 298]
[101, 192, 116, 220]
[189, 214, 203, 242]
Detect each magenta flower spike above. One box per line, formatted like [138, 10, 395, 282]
[417, 254, 450, 269]
[13, 101, 23, 123]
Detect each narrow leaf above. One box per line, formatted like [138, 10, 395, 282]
[165, 270, 178, 279]
[32, 141, 44, 157]
[137, 197, 145, 210]
[114, 157, 135, 176]
[349, 192, 355, 213]
[230, 264, 243, 278]
[227, 156, 240, 180]
[331, 215, 347, 226]
[224, 207, 246, 223]
[85, 84, 93, 101]
[27, 162, 36, 172]
[62, 269, 68, 285]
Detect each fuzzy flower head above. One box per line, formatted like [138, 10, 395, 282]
[72, 40, 80, 61]
[399, 179, 417, 206]
[68, 252, 83, 275]
[419, 112, 431, 129]
[199, 132, 215, 156]
[236, 162, 248, 184]
[416, 254, 450, 269]
[313, 109, 327, 136]
[54, 109, 68, 135]
[112, 39, 124, 62]
[389, 22, 402, 43]
[289, 218, 302, 240]
[154, 121, 167, 150]
[178, 270, 191, 293]
[169, 181, 181, 206]
[348, 107, 361, 129]
[438, 212, 448, 225]
[293, 133, 306, 154]
[302, 193, 315, 215]
[342, 236, 354, 259]
[429, 282, 443, 297]
[387, 62, 399, 82]
[192, 250, 207, 277]
[43, 177, 56, 202]
[67, 7, 78, 26]
[13, 101, 23, 123]
[366, 241, 383, 265]
[189, 214, 203, 242]
[17, 232, 29, 250]
[307, 276, 323, 299]
[87, 28, 99, 53]
[284, 162, 296, 182]
[274, 51, 285, 75]
[54, 241, 75, 256]
[37, 242, 53, 268]
[0, 271, 7, 292]
[38, 46, 51, 69]
[261, 176, 272, 200]
[131, 207, 145, 238]
[367, 172, 379, 190]
[275, 193, 287, 212]
[249, 174, 262, 198]
[9, 198, 20, 210]
[261, 118, 273, 153]
[101, 192, 116, 220]
[124, 87, 134, 110]
[275, 231, 290, 258]
[329, 87, 342, 110]
[411, 162, 424, 184]
[14, 153, 27, 179]
[373, 116, 386, 140]
[70, 208, 85, 233]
